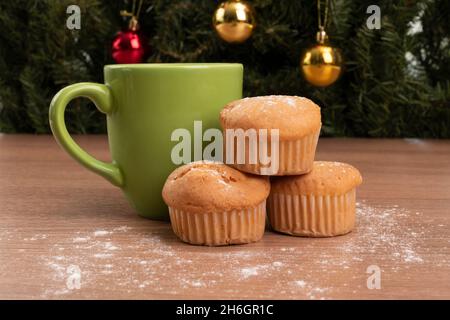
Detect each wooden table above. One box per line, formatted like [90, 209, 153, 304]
[0, 135, 449, 299]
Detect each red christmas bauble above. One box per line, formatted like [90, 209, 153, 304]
[112, 29, 149, 64]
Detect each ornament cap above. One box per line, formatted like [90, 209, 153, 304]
[128, 16, 140, 31]
[316, 28, 328, 44]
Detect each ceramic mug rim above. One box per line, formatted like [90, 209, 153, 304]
[104, 63, 242, 71]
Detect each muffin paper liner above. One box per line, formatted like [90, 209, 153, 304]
[168, 201, 266, 246]
[268, 188, 356, 237]
[229, 128, 320, 176]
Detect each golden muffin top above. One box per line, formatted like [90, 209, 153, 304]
[271, 161, 362, 195]
[220, 95, 321, 140]
[162, 161, 270, 213]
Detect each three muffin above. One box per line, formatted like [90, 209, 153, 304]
[162, 95, 363, 246]
[162, 161, 270, 246]
[268, 161, 362, 237]
[220, 96, 321, 176]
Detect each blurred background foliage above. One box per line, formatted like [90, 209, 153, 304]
[0, 0, 449, 137]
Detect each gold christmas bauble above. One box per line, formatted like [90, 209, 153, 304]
[301, 43, 343, 87]
[213, 0, 255, 43]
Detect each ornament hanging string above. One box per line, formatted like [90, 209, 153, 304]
[135, 0, 144, 19]
[120, 0, 144, 30]
[317, 0, 329, 31]
[316, 0, 330, 44]
[120, 0, 144, 18]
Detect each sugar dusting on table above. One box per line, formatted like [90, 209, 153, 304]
[21, 201, 447, 299]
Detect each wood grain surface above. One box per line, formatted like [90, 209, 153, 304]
[0, 134, 449, 299]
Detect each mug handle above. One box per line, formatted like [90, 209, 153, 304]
[49, 82, 124, 187]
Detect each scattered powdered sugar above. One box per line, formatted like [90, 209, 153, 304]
[183, 280, 207, 288]
[103, 242, 119, 251]
[307, 287, 330, 300]
[114, 226, 132, 232]
[93, 253, 114, 259]
[93, 230, 110, 237]
[240, 267, 260, 278]
[229, 96, 312, 114]
[341, 202, 427, 264]
[272, 261, 283, 267]
[403, 249, 424, 263]
[216, 178, 231, 188]
[15, 201, 447, 299]
[24, 234, 48, 241]
[295, 280, 307, 288]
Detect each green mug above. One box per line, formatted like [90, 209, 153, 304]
[49, 63, 243, 220]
